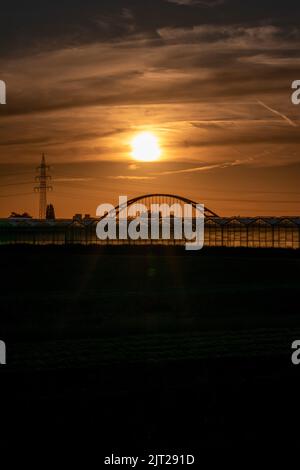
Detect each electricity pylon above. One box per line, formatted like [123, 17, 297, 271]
[34, 154, 52, 219]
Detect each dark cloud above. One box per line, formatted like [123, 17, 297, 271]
[1, 0, 300, 59]
[166, 0, 226, 7]
[1, 22, 300, 118]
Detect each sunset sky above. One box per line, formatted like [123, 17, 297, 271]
[1, 0, 300, 217]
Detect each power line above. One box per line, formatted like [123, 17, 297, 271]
[0, 170, 34, 178]
[52, 191, 101, 201]
[0, 192, 33, 198]
[0, 181, 33, 188]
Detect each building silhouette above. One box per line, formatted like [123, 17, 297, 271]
[46, 204, 55, 220]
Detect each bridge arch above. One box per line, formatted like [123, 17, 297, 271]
[114, 194, 218, 218]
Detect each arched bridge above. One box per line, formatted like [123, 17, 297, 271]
[113, 194, 218, 218]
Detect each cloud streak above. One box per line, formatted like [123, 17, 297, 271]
[257, 100, 298, 128]
[152, 159, 244, 175]
[166, 0, 225, 5]
[108, 176, 156, 180]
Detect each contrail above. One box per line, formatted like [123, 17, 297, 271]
[153, 160, 242, 176]
[257, 100, 297, 127]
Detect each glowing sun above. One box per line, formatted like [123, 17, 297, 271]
[131, 132, 161, 162]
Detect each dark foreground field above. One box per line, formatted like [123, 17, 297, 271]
[1, 246, 300, 459]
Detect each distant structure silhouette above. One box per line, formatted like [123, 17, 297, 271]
[46, 204, 55, 220]
[8, 212, 32, 219]
[1, 193, 299, 249]
[34, 154, 52, 219]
